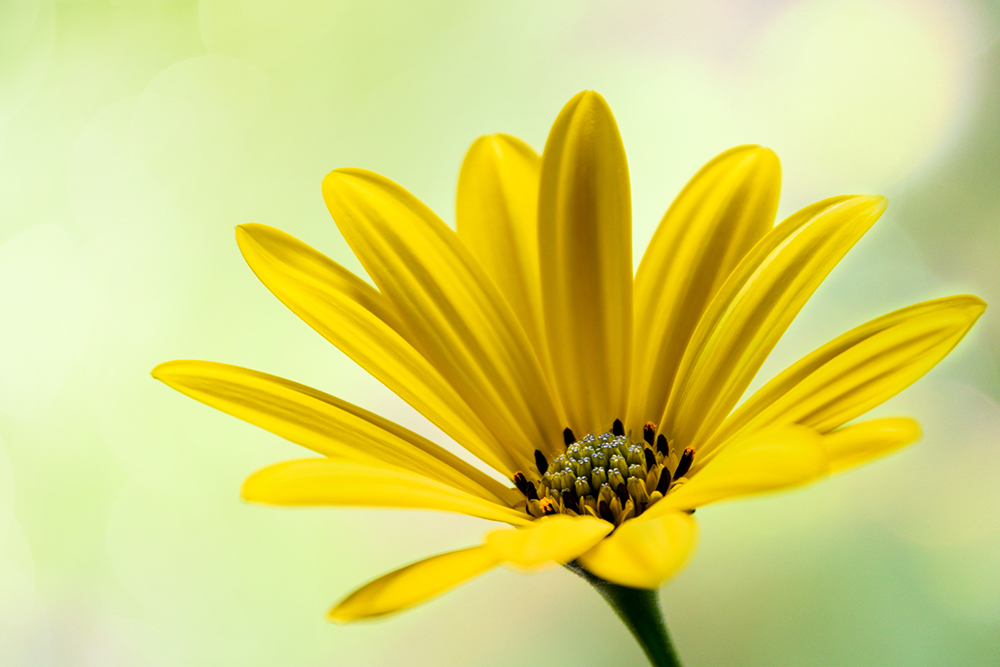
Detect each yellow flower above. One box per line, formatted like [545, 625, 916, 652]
[153, 91, 985, 624]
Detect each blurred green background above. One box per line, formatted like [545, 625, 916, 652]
[0, 1, 998, 665]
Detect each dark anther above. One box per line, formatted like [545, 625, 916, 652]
[674, 447, 695, 479]
[612, 419, 625, 437]
[562, 490, 580, 513]
[534, 449, 549, 475]
[540, 498, 556, 516]
[512, 471, 529, 495]
[643, 447, 656, 470]
[563, 427, 576, 445]
[656, 468, 672, 495]
[599, 500, 615, 523]
[524, 482, 539, 501]
[614, 482, 630, 506]
[643, 421, 657, 446]
[656, 434, 669, 456]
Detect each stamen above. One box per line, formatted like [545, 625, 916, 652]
[562, 489, 580, 513]
[643, 422, 657, 446]
[530, 425, 681, 522]
[674, 447, 695, 479]
[614, 481, 630, 506]
[540, 498, 556, 516]
[627, 477, 648, 506]
[534, 450, 549, 475]
[513, 471, 529, 495]
[643, 447, 655, 470]
[655, 467, 672, 495]
[598, 499, 614, 523]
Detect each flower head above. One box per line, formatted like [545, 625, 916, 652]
[153, 91, 985, 623]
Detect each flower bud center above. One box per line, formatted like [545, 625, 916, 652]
[522, 428, 685, 525]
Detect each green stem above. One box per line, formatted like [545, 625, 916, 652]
[565, 561, 682, 667]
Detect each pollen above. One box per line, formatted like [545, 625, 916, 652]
[514, 421, 693, 525]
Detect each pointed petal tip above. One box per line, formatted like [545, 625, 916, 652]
[937, 294, 988, 327]
[325, 606, 352, 624]
[238, 468, 286, 505]
[964, 294, 988, 314]
[235, 222, 262, 238]
[238, 472, 262, 502]
[321, 167, 374, 193]
[729, 144, 781, 179]
[859, 193, 889, 210]
[729, 143, 777, 159]
[463, 133, 536, 166]
[901, 417, 923, 441]
[234, 223, 264, 250]
[557, 89, 615, 124]
[150, 360, 179, 381]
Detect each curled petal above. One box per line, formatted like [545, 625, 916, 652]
[648, 426, 828, 514]
[822, 417, 922, 474]
[577, 512, 699, 589]
[329, 546, 501, 622]
[485, 514, 613, 569]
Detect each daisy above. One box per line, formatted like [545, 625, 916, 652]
[153, 91, 984, 666]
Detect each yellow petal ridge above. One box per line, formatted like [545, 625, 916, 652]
[538, 90, 632, 436]
[485, 514, 613, 569]
[152, 359, 515, 504]
[707, 295, 985, 453]
[577, 511, 699, 589]
[322, 168, 562, 466]
[235, 223, 518, 477]
[662, 195, 887, 453]
[456, 134, 549, 371]
[628, 145, 780, 432]
[240, 458, 531, 525]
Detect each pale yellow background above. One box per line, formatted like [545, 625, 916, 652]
[0, 1, 997, 665]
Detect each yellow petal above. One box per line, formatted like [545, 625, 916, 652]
[329, 546, 501, 622]
[661, 195, 887, 453]
[648, 426, 828, 514]
[236, 223, 517, 477]
[538, 91, 632, 436]
[456, 134, 548, 365]
[822, 417, 922, 474]
[241, 458, 531, 525]
[485, 514, 613, 569]
[708, 295, 986, 451]
[628, 145, 780, 432]
[322, 168, 562, 466]
[577, 511, 699, 589]
[152, 360, 516, 505]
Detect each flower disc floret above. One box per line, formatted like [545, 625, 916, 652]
[522, 421, 691, 526]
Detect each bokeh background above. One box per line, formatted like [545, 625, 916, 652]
[0, 1, 998, 665]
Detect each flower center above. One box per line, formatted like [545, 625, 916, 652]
[512, 420, 695, 526]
